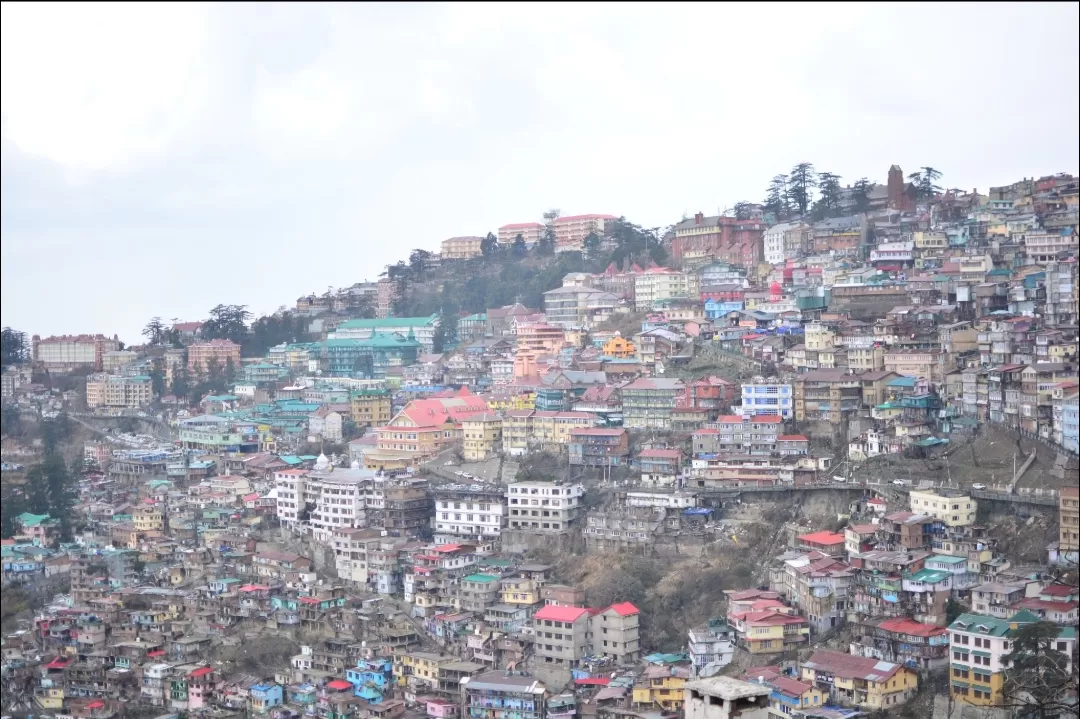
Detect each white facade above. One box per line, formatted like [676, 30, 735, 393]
[739, 383, 793, 419]
[433, 488, 506, 542]
[625, 491, 698, 509]
[275, 466, 383, 541]
[634, 269, 701, 311]
[506, 481, 584, 533]
[763, 224, 789, 265]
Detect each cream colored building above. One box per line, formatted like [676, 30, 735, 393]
[498, 222, 544, 246]
[554, 214, 617, 252]
[909, 489, 977, 527]
[462, 414, 504, 461]
[86, 374, 154, 409]
[634, 268, 701, 311]
[441, 235, 485, 260]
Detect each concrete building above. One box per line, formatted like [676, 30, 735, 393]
[432, 484, 505, 544]
[671, 214, 766, 268]
[763, 221, 807, 265]
[506, 481, 583, 534]
[460, 414, 503, 462]
[441, 236, 484, 260]
[332, 315, 440, 353]
[553, 214, 618, 252]
[684, 677, 770, 719]
[687, 622, 736, 674]
[33, 333, 120, 371]
[532, 604, 590, 667]
[590, 602, 641, 664]
[187, 339, 242, 372]
[85, 374, 154, 409]
[946, 613, 1012, 707]
[908, 489, 977, 527]
[541, 286, 620, 328]
[739, 382, 793, 419]
[459, 672, 546, 719]
[351, 388, 392, 428]
[634, 268, 701, 311]
[1058, 486, 1079, 565]
[498, 222, 544, 246]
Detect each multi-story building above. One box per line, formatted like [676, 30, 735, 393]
[908, 489, 977, 527]
[634, 268, 701, 311]
[541, 286, 620, 328]
[532, 604, 590, 667]
[695, 415, 784, 455]
[687, 621, 736, 674]
[763, 221, 805, 265]
[376, 277, 399, 318]
[591, 602, 641, 664]
[187, 339, 242, 372]
[498, 222, 545, 246]
[946, 613, 1012, 706]
[332, 315, 440, 353]
[460, 671, 547, 719]
[683, 677, 771, 719]
[32, 333, 120, 371]
[500, 410, 598, 455]
[850, 617, 949, 671]
[794, 370, 864, 424]
[1057, 486, 1079, 565]
[441, 236, 484, 260]
[366, 395, 491, 470]
[85, 374, 154, 409]
[351, 388, 392, 428]
[738, 382, 793, 419]
[462, 414, 503, 461]
[432, 484, 505, 544]
[800, 650, 917, 710]
[553, 214, 618, 252]
[505, 481, 583, 535]
[670, 213, 765, 268]
[568, 428, 630, 467]
[621, 378, 685, 429]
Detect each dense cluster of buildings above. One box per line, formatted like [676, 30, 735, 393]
[4, 167, 1078, 719]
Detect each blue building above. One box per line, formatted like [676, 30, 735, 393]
[249, 684, 284, 714]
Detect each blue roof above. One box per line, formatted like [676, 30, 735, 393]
[888, 377, 917, 387]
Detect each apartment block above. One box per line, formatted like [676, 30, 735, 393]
[441, 236, 484, 260]
[505, 481, 583, 534]
[85, 374, 153, 409]
[187, 339, 242, 372]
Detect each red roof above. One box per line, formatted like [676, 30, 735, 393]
[327, 680, 353, 691]
[500, 222, 544, 229]
[189, 666, 214, 678]
[574, 677, 611, 686]
[797, 530, 846, 546]
[877, 617, 947, 638]
[534, 604, 589, 622]
[1041, 584, 1077, 598]
[777, 434, 808, 441]
[604, 602, 640, 617]
[556, 213, 618, 222]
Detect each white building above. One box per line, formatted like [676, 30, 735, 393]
[625, 491, 698, 509]
[687, 624, 736, 675]
[85, 373, 154, 409]
[432, 484, 506, 544]
[763, 221, 803, 266]
[274, 460, 383, 542]
[685, 677, 770, 719]
[634, 268, 701, 311]
[738, 382, 793, 419]
[506, 481, 584, 534]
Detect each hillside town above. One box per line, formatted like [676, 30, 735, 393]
[3, 166, 1079, 719]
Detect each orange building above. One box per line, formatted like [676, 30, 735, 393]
[365, 393, 491, 470]
[516, 322, 566, 354]
[602, 336, 636, 359]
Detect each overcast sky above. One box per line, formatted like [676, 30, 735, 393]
[2, 2, 1078, 344]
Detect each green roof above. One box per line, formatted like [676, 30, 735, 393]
[17, 512, 51, 527]
[949, 613, 1011, 636]
[906, 569, 950, 584]
[929, 554, 968, 565]
[1007, 609, 1042, 625]
[462, 574, 501, 583]
[336, 315, 438, 329]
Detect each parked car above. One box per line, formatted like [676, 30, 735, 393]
[972, 483, 986, 490]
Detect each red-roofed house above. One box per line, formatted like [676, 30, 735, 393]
[727, 608, 809, 654]
[800, 649, 918, 709]
[590, 602, 641, 664]
[366, 396, 491, 469]
[851, 616, 949, 670]
[796, 531, 847, 557]
[533, 604, 591, 667]
[638, 448, 682, 485]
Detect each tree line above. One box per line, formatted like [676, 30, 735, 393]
[0, 413, 80, 542]
[754, 162, 944, 222]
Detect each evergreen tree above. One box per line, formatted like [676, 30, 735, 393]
[1002, 620, 1077, 716]
[537, 227, 556, 256]
[511, 233, 527, 257]
[1, 327, 29, 366]
[764, 175, 789, 217]
[850, 178, 872, 213]
[787, 162, 817, 215]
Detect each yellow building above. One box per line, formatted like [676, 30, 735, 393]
[351, 388, 392, 428]
[34, 686, 64, 710]
[462, 414, 503, 461]
[133, 505, 164, 532]
[500, 410, 597, 454]
[800, 650, 917, 710]
[392, 651, 448, 689]
[909, 489, 977, 527]
[633, 667, 688, 711]
[441, 236, 484, 260]
[947, 614, 1011, 706]
[602, 336, 637, 359]
[1060, 486, 1079, 558]
[485, 392, 535, 411]
[499, 577, 541, 606]
[913, 231, 948, 249]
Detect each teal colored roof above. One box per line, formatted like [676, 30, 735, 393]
[247, 362, 284, 369]
[205, 395, 239, 402]
[875, 402, 900, 410]
[929, 554, 968, 565]
[950, 613, 1011, 636]
[336, 315, 438, 329]
[460, 313, 486, 322]
[17, 512, 51, 527]
[888, 377, 917, 387]
[359, 333, 421, 348]
[906, 569, 950, 584]
[1008, 609, 1042, 625]
[298, 455, 318, 461]
[478, 558, 513, 567]
[462, 574, 500, 583]
[280, 456, 303, 465]
[129, 375, 152, 381]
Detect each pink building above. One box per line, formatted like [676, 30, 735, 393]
[425, 699, 458, 719]
[187, 339, 242, 372]
[554, 214, 618, 252]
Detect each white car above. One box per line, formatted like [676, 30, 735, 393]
[892, 479, 907, 486]
[454, 471, 466, 477]
[972, 483, 986, 490]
